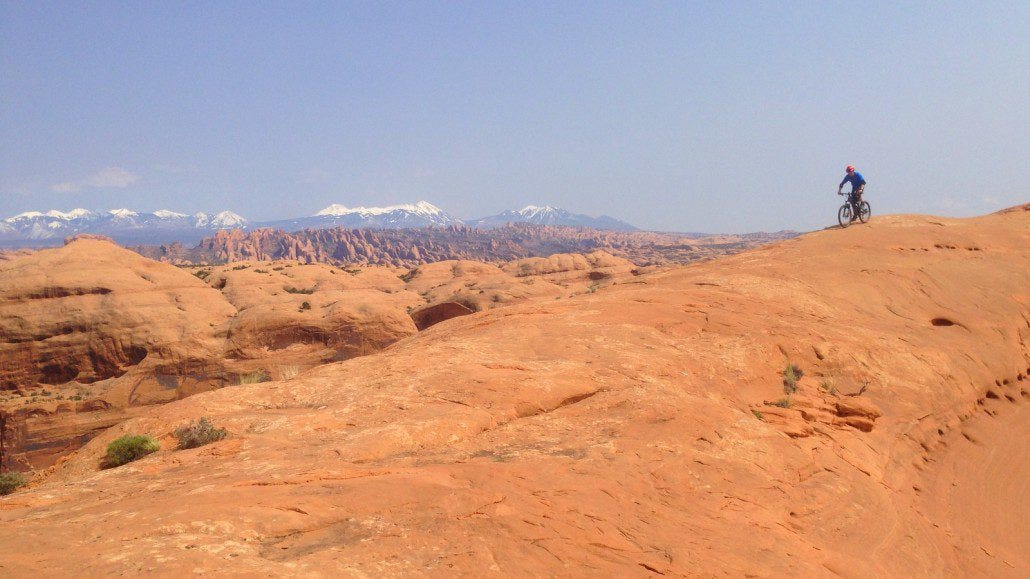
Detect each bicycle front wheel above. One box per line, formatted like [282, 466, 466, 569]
[838, 204, 852, 227]
[858, 201, 871, 223]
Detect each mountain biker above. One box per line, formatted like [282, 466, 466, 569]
[837, 165, 866, 210]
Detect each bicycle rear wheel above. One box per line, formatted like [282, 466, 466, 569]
[838, 204, 852, 227]
[858, 201, 871, 223]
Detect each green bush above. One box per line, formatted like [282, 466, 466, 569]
[174, 417, 227, 450]
[0, 472, 28, 495]
[102, 435, 160, 468]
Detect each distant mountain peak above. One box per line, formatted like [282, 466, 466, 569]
[153, 209, 188, 219]
[470, 205, 638, 231]
[5, 211, 45, 222]
[108, 208, 138, 218]
[517, 205, 560, 217]
[211, 210, 247, 228]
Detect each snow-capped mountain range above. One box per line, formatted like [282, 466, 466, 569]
[467, 205, 637, 231]
[263, 201, 457, 231]
[0, 208, 248, 245]
[0, 201, 638, 247]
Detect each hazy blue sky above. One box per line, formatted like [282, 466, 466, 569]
[2, 2, 1026, 232]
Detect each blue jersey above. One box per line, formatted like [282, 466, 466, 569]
[840, 172, 866, 191]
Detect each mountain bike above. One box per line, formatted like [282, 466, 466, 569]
[837, 191, 870, 228]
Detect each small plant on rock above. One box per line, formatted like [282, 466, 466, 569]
[783, 363, 804, 394]
[174, 417, 227, 450]
[819, 379, 838, 396]
[299, 301, 311, 311]
[102, 435, 160, 468]
[277, 365, 300, 380]
[771, 397, 793, 408]
[0, 472, 28, 495]
[235, 370, 271, 385]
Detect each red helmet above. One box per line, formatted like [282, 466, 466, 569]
[846, 165, 855, 172]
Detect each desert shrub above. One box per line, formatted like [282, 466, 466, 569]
[751, 409, 764, 420]
[783, 363, 803, 394]
[232, 264, 250, 270]
[771, 397, 793, 408]
[254, 268, 269, 274]
[398, 268, 419, 283]
[174, 417, 227, 450]
[277, 365, 300, 380]
[102, 435, 160, 468]
[235, 370, 271, 385]
[343, 268, 361, 276]
[819, 379, 837, 396]
[272, 266, 284, 271]
[0, 472, 28, 495]
[284, 286, 314, 294]
[299, 301, 312, 311]
[193, 269, 211, 280]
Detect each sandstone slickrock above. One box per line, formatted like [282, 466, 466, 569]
[1, 207, 1027, 576]
[0, 242, 648, 471]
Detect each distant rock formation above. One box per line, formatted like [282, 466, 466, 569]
[135, 223, 796, 267]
